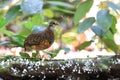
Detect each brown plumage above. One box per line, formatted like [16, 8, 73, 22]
[24, 21, 57, 52]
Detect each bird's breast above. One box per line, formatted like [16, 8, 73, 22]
[45, 29, 54, 38]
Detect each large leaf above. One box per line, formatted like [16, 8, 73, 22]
[97, 9, 113, 32]
[102, 37, 118, 53]
[79, 40, 93, 50]
[73, 0, 93, 25]
[109, 15, 117, 34]
[4, 5, 22, 23]
[105, 1, 120, 14]
[0, 18, 8, 28]
[21, 0, 43, 15]
[91, 26, 107, 37]
[78, 17, 95, 33]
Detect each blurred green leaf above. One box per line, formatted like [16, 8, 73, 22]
[105, 1, 120, 14]
[46, 0, 75, 14]
[109, 15, 117, 34]
[47, 1, 74, 9]
[24, 21, 33, 30]
[5, 5, 22, 23]
[93, 14, 117, 38]
[79, 40, 93, 50]
[0, 10, 4, 17]
[78, 17, 95, 33]
[0, 29, 13, 37]
[51, 7, 74, 14]
[73, 0, 93, 25]
[0, 18, 8, 28]
[12, 35, 26, 47]
[24, 14, 44, 30]
[32, 14, 44, 25]
[19, 52, 30, 58]
[102, 37, 118, 53]
[32, 53, 37, 58]
[105, 31, 114, 40]
[91, 26, 107, 37]
[21, 0, 43, 15]
[101, 28, 117, 53]
[97, 9, 112, 32]
[44, 9, 54, 18]
[19, 29, 31, 36]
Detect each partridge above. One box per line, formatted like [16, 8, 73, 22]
[24, 21, 57, 55]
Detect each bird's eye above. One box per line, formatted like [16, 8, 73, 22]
[53, 22, 55, 24]
[49, 21, 57, 26]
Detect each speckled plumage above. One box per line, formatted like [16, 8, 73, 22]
[24, 21, 57, 51]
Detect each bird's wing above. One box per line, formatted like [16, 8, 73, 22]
[24, 32, 43, 46]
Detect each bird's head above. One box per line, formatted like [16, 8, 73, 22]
[48, 21, 58, 31]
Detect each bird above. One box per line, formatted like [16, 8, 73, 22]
[24, 21, 58, 58]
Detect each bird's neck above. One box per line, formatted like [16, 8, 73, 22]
[48, 26, 54, 31]
[45, 28, 54, 38]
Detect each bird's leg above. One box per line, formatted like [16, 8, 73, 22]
[36, 49, 40, 58]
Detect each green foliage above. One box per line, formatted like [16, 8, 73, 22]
[19, 52, 30, 58]
[0, 18, 8, 28]
[44, 9, 54, 18]
[32, 53, 38, 58]
[0, 29, 13, 37]
[11, 35, 26, 47]
[73, 0, 93, 25]
[24, 14, 44, 30]
[79, 41, 93, 50]
[109, 15, 117, 34]
[78, 17, 95, 33]
[102, 37, 118, 53]
[47, 1, 74, 9]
